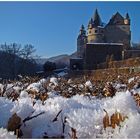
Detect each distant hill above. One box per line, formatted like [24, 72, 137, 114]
[47, 54, 70, 64]
[36, 52, 77, 69]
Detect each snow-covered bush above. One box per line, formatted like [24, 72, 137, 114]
[0, 128, 16, 139]
[0, 74, 140, 138]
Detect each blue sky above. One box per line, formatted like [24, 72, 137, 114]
[0, 1, 140, 58]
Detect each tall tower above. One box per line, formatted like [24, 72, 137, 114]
[123, 13, 131, 49]
[124, 13, 130, 25]
[87, 9, 105, 43]
[105, 12, 131, 49]
[77, 25, 87, 58]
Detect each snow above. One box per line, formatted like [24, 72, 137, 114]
[11, 98, 35, 120]
[114, 83, 127, 91]
[57, 71, 67, 77]
[13, 86, 22, 93]
[50, 77, 58, 86]
[0, 76, 140, 138]
[0, 97, 14, 127]
[20, 91, 29, 98]
[39, 78, 48, 85]
[0, 128, 16, 139]
[27, 79, 46, 93]
[27, 83, 42, 92]
[27, 78, 48, 93]
[0, 83, 4, 93]
[67, 79, 72, 84]
[85, 81, 93, 88]
[128, 77, 135, 83]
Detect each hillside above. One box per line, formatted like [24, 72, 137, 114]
[0, 51, 37, 79]
[36, 52, 77, 68]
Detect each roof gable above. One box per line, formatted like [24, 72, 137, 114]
[108, 12, 125, 25]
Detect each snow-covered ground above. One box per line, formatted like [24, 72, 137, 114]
[0, 76, 140, 138]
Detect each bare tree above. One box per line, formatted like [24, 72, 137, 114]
[1, 43, 22, 55]
[0, 43, 38, 79]
[21, 44, 36, 60]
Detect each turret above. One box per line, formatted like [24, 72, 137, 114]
[77, 25, 87, 58]
[88, 18, 93, 29]
[124, 13, 130, 25]
[87, 9, 105, 43]
[79, 24, 86, 35]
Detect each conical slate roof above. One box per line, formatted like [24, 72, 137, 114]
[88, 18, 93, 25]
[78, 24, 86, 38]
[92, 9, 102, 27]
[126, 13, 130, 19]
[80, 24, 85, 30]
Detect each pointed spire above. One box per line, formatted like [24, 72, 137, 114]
[79, 24, 86, 36]
[88, 18, 93, 24]
[93, 9, 102, 26]
[126, 13, 130, 19]
[94, 8, 98, 18]
[124, 13, 130, 25]
[80, 24, 85, 30]
[88, 18, 93, 29]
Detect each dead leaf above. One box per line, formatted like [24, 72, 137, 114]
[71, 127, 77, 139]
[7, 113, 22, 138]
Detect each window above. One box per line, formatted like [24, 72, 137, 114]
[95, 30, 98, 33]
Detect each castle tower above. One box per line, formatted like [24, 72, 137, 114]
[124, 13, 130, 25]
[87, 9, 105, 43]
[105, 12, 131, 49]
[77, 24, 87, 58]
[123, 13, 131, 49]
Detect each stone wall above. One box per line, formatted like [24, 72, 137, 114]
[123, 50, 140, 59]
[85, 43, 123, 70]
[105, 25, 131, 49]
[70, 58, 83, 70]
[97, 57, 140, 69]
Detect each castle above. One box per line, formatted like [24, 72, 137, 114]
[70, 9, 140, 70]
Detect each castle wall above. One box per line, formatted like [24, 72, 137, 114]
[87, 33, 104, 43]
[70, 58, 83, 70]
[123, 50, 140, 59]
[77, 41, 86, 58]
[105, 25, 131, 49]
[85, 43, 123, 70]
[77, 33, 87, 58]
